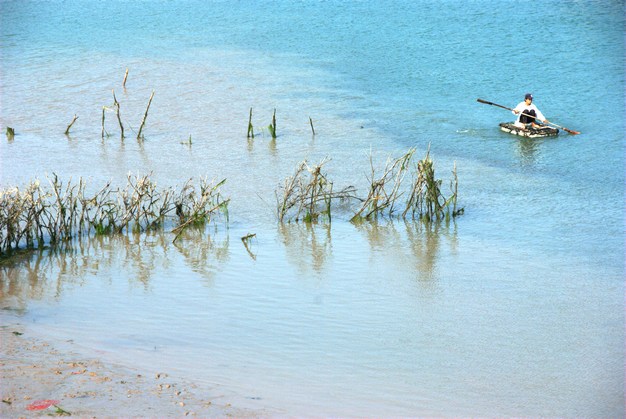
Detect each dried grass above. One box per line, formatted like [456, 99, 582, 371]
[0, 174, 228, 256]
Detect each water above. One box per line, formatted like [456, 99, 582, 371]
[0, 0, 623, 416]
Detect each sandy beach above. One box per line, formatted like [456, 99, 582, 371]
[0, 323, 274, 418]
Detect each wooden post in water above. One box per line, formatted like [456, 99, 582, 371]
[123, 68, 129, 88]
[64, 114, 78, 135]
[112, 90, 124, 140]
[309, 116, 315, 135]
[272, 109, 277, 137]
[247, 107, 254, 139]
[101, 107, 107, 139]
[268, 108, 277, 139]
[137, 90, 155, 140]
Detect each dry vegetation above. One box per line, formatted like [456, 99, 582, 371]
[0, 174, 228, 256]
[278, 148, 463, 224]
[1, 70, 462, 258]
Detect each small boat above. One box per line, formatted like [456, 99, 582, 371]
[499, 122, 559, 138]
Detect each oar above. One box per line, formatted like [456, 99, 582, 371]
[477, 98, 580, 135]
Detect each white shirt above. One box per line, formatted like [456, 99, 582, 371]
[512, 101, 545, 123]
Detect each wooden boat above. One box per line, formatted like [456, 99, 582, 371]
[499, 122, 559, 138]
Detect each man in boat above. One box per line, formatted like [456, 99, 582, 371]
[512, 93, 549, 128]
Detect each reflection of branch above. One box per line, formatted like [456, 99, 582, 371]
[173, 229, 230, 281]
[352, 218, 458, 283]
[278, 223, 331, 273]
[1, 234, 146, 302]
[403, 220, 440, 281]
[0, 228, 232, 303]
[241, 233, 256, 260]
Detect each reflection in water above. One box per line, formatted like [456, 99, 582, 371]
[240, 233, 257, 260]
[1, 219, 459, 309]
[354, 219, 458, 283]
[278, 223, 332, 275]
[353, 219, 403, 253]
[403, 220, 458, 282]
[277, 219, 459, 284]
[268, 138, 278, 156]
[0, 228, 230, 307]
[0, 250, 54, 309]
[516, 138, 541, 167]
[172, 226, 230, 284]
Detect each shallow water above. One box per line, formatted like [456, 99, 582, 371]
[1, 0, 624, 416]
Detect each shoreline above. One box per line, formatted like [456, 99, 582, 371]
[0, 322, 274, 418]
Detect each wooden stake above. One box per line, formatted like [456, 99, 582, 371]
[101, 107, 106, 139]
[247, 107, 254, 138]
[268, 108, 277, 139]
[64, 114, 78, 135]
[112, 90, 124, 140]
[137, 90, 155, 140]
[309, 116, 315, 135]
[123, 68, 129, 88]
[272, 108, 276, 137]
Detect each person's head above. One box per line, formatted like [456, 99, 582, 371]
[524, 93, 533, 104]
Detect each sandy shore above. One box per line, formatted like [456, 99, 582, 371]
[0, 323, 274, 418]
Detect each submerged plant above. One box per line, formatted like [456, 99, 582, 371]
[403, 147, 463, 221]
[136, 90, 155, 140]
[351, 147, 462, 223]
[276, 158, 357, 223]
[180, 134, 193, 145]
[171, 177, 229, 243]
[276, 148, 463, 225]
[0, 174, 229, 257]
[247, 107, 254, 139]
[267, 108, 277, 139]
[64, 114, 78, 135]
[351, 148, 414, 222]
[112, 89, 124, 140]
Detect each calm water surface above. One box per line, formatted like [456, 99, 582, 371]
[0, 1, 623, 416]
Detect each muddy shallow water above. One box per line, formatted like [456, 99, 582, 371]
[0, 324, 276, 417]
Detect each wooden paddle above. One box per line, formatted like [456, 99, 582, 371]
[477, 98, 580, 135]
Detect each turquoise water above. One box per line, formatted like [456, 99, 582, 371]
[1, 1, 623, 416]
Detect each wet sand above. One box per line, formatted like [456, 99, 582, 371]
[0, 323, 275, 418]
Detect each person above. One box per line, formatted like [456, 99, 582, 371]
[512, 93, 549, 128]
